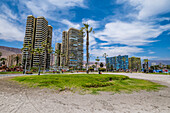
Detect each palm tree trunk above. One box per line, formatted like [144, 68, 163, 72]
[86, 30, 89, 74]
[38, 54, 41, 75]
[44, 47, 47, 72]
[24, 53, 27, 74]
[105, 57, 107, 72]
[28, 53, 31, 71]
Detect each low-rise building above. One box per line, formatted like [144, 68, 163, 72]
[129, 57, 141, 72]
[106, 55, 129, 71]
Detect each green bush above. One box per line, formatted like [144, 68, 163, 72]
[99, 68, 106, 71]
[89, 67, 94, 71]
[26, 71, 33, 74]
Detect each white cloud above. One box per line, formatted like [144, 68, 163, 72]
[91, 46, 143, 57]
[149, 51, 155, 54]
[20, 0, 86, 20]
[0, 5, 18, 20]
[139, 56, 157, 60]
[0, 5, 24, 41]
[48, 0, 86, 8]
[137, 0, 170, 20]
[61, 19, 80, 29]
[0, 17, 24, 41]
[24, 0, 49, 17]
[94, 21, 165, 46]
[117, 0, 170, 20]
[82, 19, 100, 28]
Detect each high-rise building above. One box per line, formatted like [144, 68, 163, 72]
[106, 55, 129, 71]
[22, 15, 52, 70]
[128, 57, 141, 72]
[46, 25, 52, 69]
[22, 15, 36, 69]
[67, 28, 83, 69]
[54, 43, 61, 67]
[60, 28, 83, 69]
[60, 31, 67, 67]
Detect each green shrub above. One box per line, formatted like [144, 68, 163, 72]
[99, 68, 106, 71]
[26, 71, 33, 74]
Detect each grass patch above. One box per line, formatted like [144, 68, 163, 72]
[0, 72, 23, 74]
[12, 74, 165, 94]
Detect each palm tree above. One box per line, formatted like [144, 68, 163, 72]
[0, 52, 2, 58]
[107, 63, 110, 71]
[92, 64, 96, 69]
[53, 49, 60, 68]
[95, 56, 100, 71]
[95, 62, 98, 71]
[33, 48, 43, 75]
[14, 55, 20, 66]
[103, 53, 108, 71]
[61, 53, 65, 68]
[41, 39, 51, 71]
[0, 58, 6, 65]
[80, 23, 94, 74]
[144, 59, 149, 72]
[21, 43, 32, 73]
[48, 47, 53, 70]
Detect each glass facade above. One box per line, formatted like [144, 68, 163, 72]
[106, 55, 129, 71]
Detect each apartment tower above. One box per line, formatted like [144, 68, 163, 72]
[60, 28, 83, 69]
[22, 15, 52, 70]
[22, 15, 36, 69]
[67, 28, 83, 69]
[60, 31, 67, 67]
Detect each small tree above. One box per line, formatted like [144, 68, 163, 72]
[33, 48, 43, 75]
[95, 56, 100, 71]
[14, 55, 20, 66]
[0, 58, 6, 65]
[21, 43, 32, 72]
[103, 53, 108, 71]
[54, 49, 60, 67]
[144, 59, 149, 71]
[47, 47, 53, 70]
[111, 65, 113, 71]
[92, 64, 96, 69]
[60, 53, 65, 68]
[42, 39, 51, 71]
[100, 62, 104, 68]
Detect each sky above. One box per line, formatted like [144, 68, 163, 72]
[0, 0, 170, 62]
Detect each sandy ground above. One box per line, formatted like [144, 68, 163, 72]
[0, 73, 170, 113]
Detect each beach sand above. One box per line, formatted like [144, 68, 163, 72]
[0, 73, 170, 113]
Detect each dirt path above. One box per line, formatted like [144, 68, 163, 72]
[0, 73, 170, 113]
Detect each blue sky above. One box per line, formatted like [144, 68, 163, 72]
[0, 0, 170, 61]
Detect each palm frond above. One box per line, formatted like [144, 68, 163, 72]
[89, 27, 93, 32]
